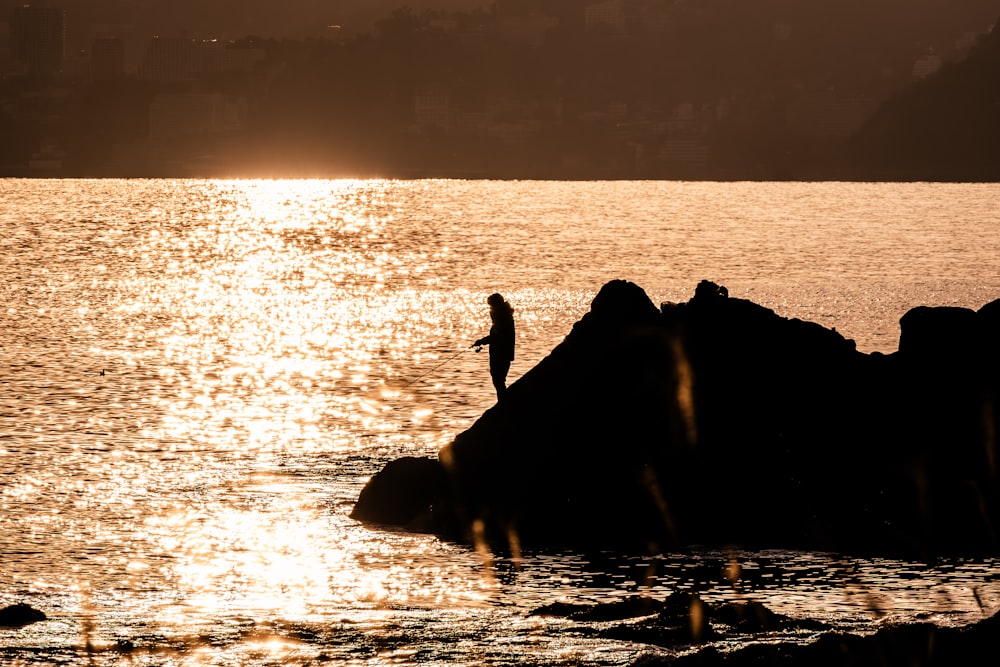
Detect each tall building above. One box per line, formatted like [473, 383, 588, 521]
[140, 37, 202, 83]
[91, 37, 125, 80]
[138, 37, 265, 83]
[585, 0, 625, 34]
[9, 5, 65, 76]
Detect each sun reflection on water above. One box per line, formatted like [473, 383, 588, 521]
[94, 180, 510, 642]
[155, 498, 333, 619]
[142, 474, 504, 629]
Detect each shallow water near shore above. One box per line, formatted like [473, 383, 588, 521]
[2, 178, 1000, 665]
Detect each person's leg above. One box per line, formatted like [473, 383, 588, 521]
[490, 359, 511, 399]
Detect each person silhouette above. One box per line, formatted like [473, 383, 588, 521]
[473, 293, 515, 400]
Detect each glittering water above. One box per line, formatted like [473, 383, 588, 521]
[1, 179, 999, 666]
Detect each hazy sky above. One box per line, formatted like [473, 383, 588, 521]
[2, 0, 487, 39]
[4, 1, 997, 42]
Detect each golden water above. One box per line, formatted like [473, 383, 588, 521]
[1, 179, 999, 665]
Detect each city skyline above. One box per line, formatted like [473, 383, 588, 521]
[1, 0, 998, 180]
[3, 1, 998, 73]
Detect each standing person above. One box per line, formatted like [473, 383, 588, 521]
[473, 293, 515, 400]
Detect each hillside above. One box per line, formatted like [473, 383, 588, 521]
[848, 19, 1000, 180]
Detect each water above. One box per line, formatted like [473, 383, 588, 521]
[1, 179, 999, 666]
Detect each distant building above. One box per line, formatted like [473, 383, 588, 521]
[205, 45, 265, 75]
[428, 16, 458, 33]
[91, 37, 125, 80]
[953, 31, 980, 55]
[658, 138, 709, 168]
[494, 0, 544, 18]
[139, 37, 265, 83]
[585, 0, 625, 34]
[488, 119, 539, 147]
[9, 5, 65, 76]
[632, 2, 674, 36]
[496, 12, 558, 47]
[607, 101, 628, 122]
[149, 93, 246, 141]
[89, 23, 141, 75]
[28, 137, 66, 171]
[664, 101, 705, 136]
[414, 87, 451, 132]
[786, 91, 875, 139]
[912, 51, 942, 80]
[451, 107, 490, 137]
[141, 37, 201, 82]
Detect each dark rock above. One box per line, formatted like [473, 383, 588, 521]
[349, 456, 448, 531]
[541, 596, 830, 653]
[978, 298, 1000, 381]
[592, 594, 831, 650]
[658, 610, 1000, 667]
[589, 278, 662, 325]
[898, 305, 983, 372]
[0, 603, 46, 627]
[713, 601, 785, 632]
[980, 297, 1000, 328]
[600, 593, 716, 646]
[352, 280, 1000, 555]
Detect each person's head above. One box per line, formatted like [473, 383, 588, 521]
[487, 293, 513, 319]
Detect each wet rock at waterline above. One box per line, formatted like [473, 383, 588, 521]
[351, 280, 1000, 556]
[531, 593, 829, 646]
[660, 608, 1000, 667]
[0, 603, 47, 627]
[351, 456, 448, 532]
[527, 594, 1000, 666]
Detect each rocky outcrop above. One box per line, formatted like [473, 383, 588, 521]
[351, 280, 1000, 556]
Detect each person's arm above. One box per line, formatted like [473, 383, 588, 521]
[473, 335, 490, 348]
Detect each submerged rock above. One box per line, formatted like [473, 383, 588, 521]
[0, 603, 47, 627]
[352, 280, 1000, 556]
[530, 594, 828, 650]
[530, 595, 669, 622]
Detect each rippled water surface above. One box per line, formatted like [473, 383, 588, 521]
[2, 179, 1000, 665]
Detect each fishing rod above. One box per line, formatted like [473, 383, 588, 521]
[398, 344, 475, 388]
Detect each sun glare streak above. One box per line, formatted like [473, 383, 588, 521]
[87, 181, 510, 646]
[147, 490, 339, 621]
[136, 183, 427, 455]
[671, 334, 698, 447]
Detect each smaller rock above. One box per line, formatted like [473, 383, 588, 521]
[693, 280, 728, 301]
[600, 593, 716, 646]
[712, 600, 827, 632]
[0, 603, 47, 627]
[350, 456, 447, 530]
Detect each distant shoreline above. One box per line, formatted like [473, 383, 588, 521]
[3, 167, 999, 183]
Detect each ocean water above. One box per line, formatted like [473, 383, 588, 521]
[1, 178, 999, 666]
